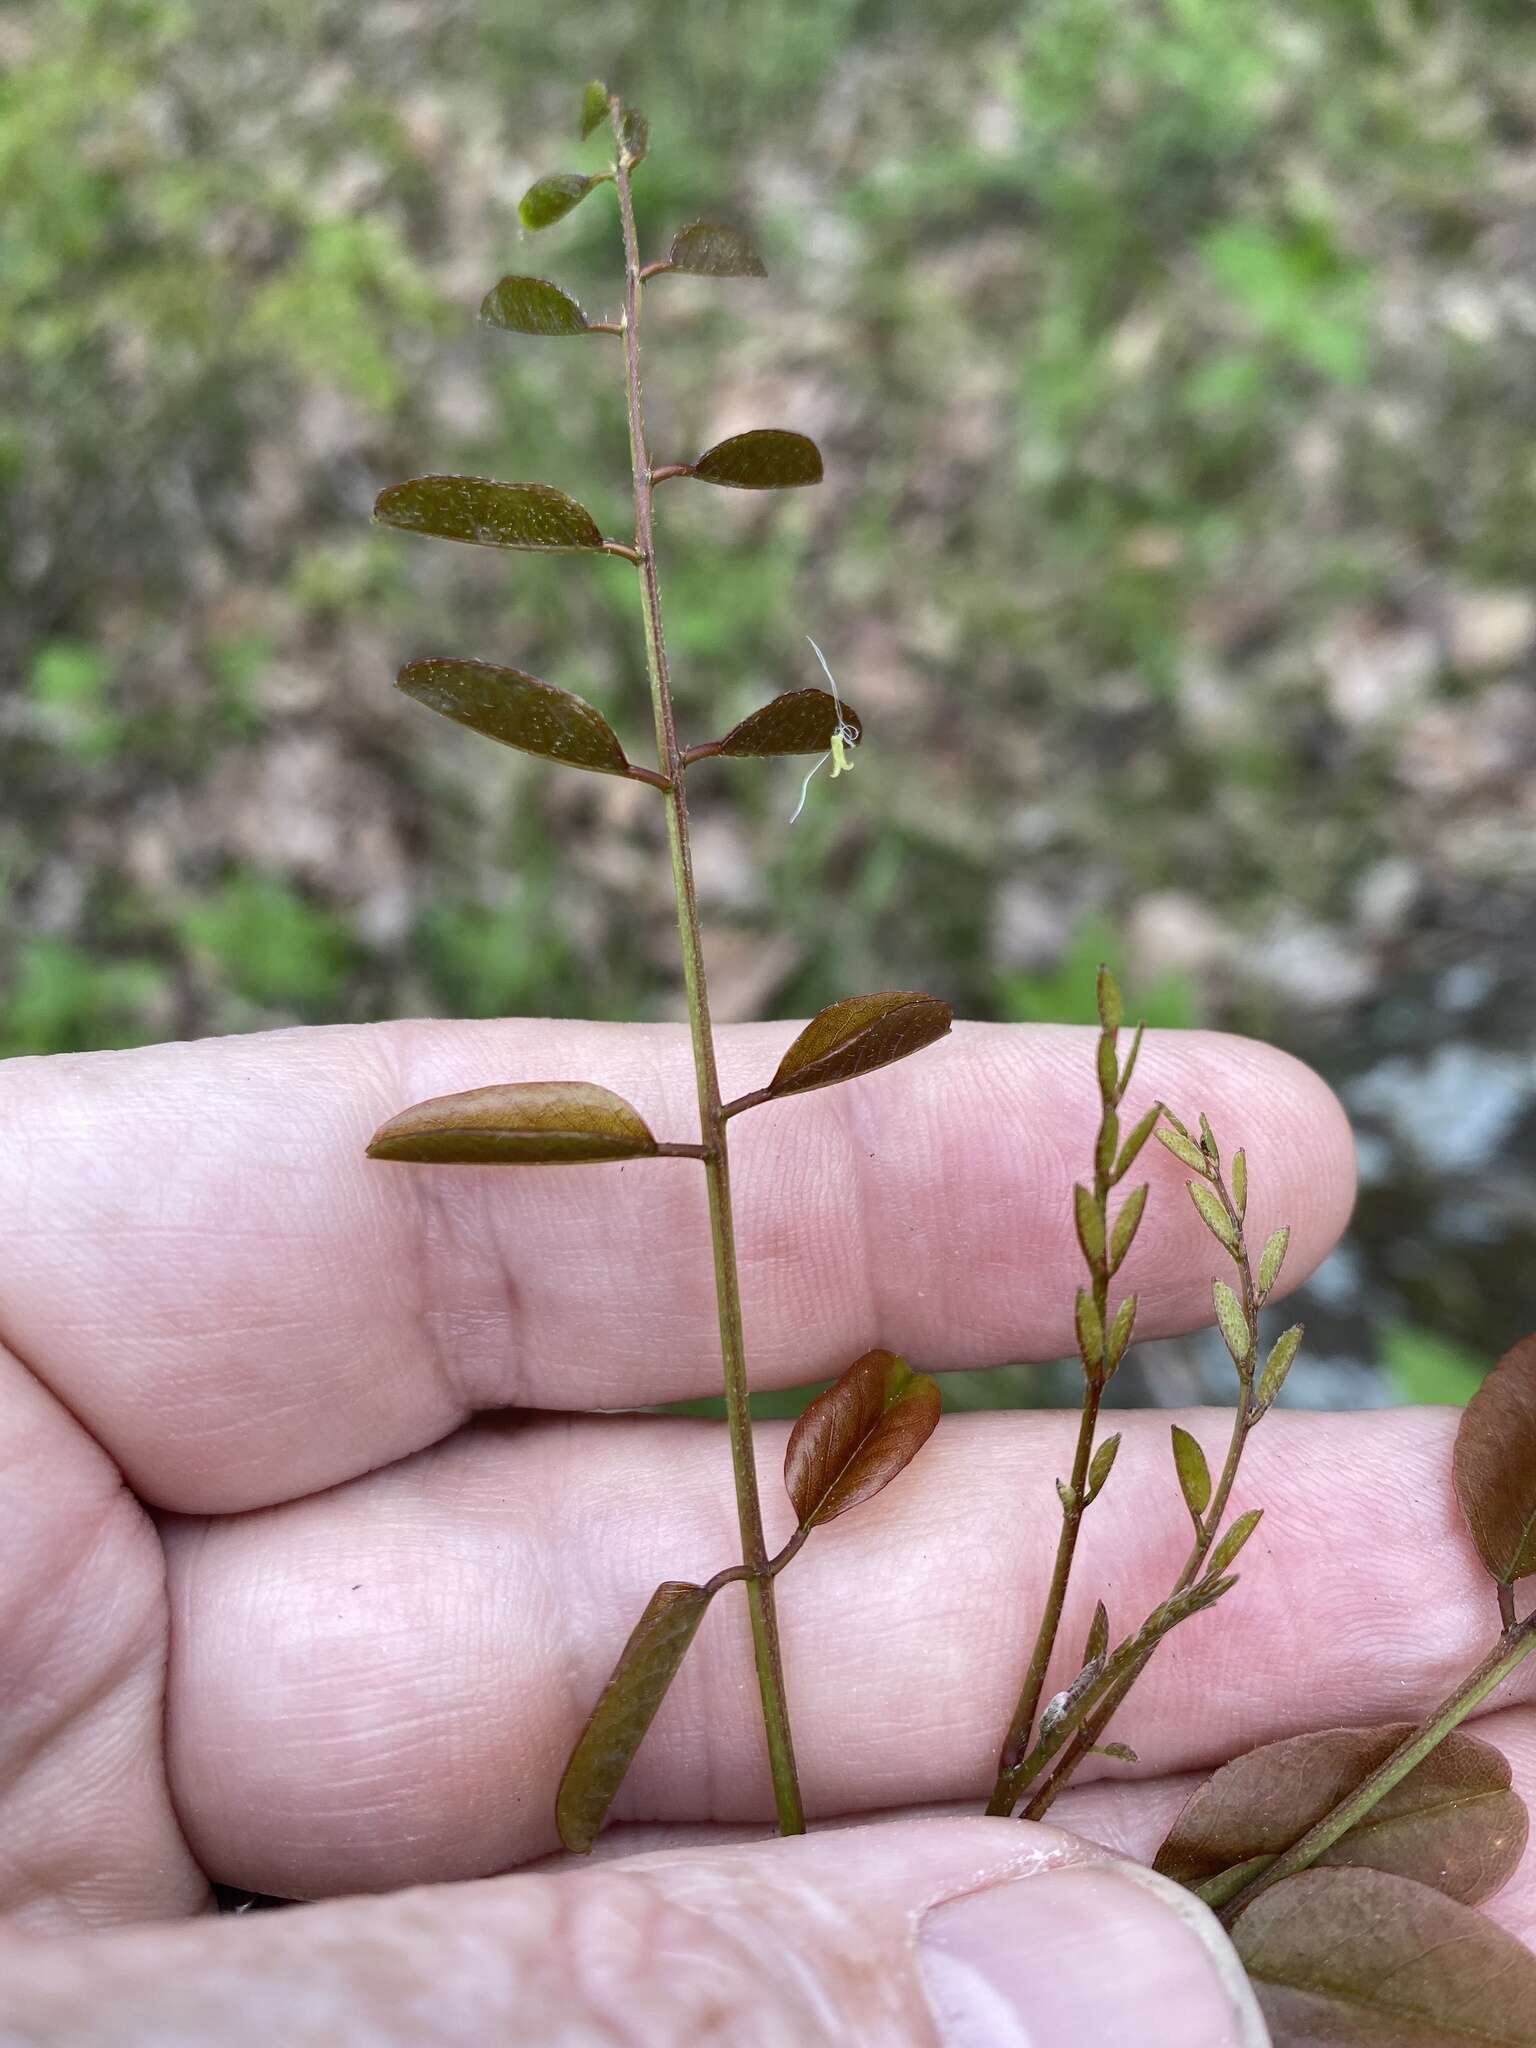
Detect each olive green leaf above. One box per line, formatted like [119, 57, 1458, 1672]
[1155, 1124, 1210, 1176]
[1188, 1179, 1238, 1252]
[1212, 1279, 1250, 1366]
[1073, 1183, 1104, 1266]
[1115, 1102, 1162, 1178]
[374, 476, 605, 553]
[1095, 963, 1124, 1032]
[1157, 1723, 1526, 1908]
[1258, 1225, 1291, 1295]
[707, 687, 863, 758]
[481, 275, 591, 336]
[1083, 1599, 1109, 1665]
[368, 1080, 657, 1165]
[1109, 1183, 1148, 1271]
[1256, 1325, 1304, 1412]
[1454, 1333, 1536, 1585]
[1205, 1507, 1262, 1578]
[668, 221, 768, 277]
[1171, 1424, 1211, 1521]
[1075, 1288, 1104, 1374]
[1085, 1431, 1121, 1504]
[556, 1581, 712, 1853]
[784, 1349, 941, 1529]
[580, 80, 609, 139]
[1231, 1147, 1248, 1216]
[1232, 1867, 1536, 2046]
[687, 429, 823, 490]
[1104, 1294, 1138, 1374]
[397, 659, 630, 776]
[759, 992, 953, 1102]
[519, 172, 601, 232]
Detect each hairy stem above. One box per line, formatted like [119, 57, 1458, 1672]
[1009, 1149, 1261, 1818]
[610, 103, 803, 1835]
[1213, 1613, 1536, 1921]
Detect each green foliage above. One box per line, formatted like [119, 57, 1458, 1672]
[1384, 1324, 1487, 1406]
[1000, 922, 1199, 1032]
[0, 939, 165, 1057]
[179, 873, 356, 1014]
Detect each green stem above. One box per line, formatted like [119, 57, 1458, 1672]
[609, 107, 803, 1835]
[1214, 1614, 1536, 1923]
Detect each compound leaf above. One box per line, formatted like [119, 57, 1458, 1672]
[481, 275, 591, 336]
[519, 172, 600, 232]
[1454, 1333, 1536, 1585]
[1157, 1723, 1526, 1907]
[688, 429, 823, 490]
[1232, 1867, 1536, 2047]
[713, 688, 862, 758]
[668, 221, 767, 277]
[374, 475, 605, 553]
[556, 1581, 711, 1853]
[397, 659, 629, 776]
[765, 992, 953, 1101]
[784, 1349, 940, 1529]
[368, 1080, 657, 1165]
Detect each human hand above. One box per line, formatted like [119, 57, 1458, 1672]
[0, 1016, 1525, 2044]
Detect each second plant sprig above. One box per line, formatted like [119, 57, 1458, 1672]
[367, 82, 953, 1850]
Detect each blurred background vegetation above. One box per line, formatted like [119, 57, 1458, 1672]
[3, 0, 1533, 1407]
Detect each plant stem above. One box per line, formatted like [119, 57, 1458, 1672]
[1213, 1613, 1536, 1922]
[1008, 1150, 1261, 1819]
[609, 105, 804, 1836]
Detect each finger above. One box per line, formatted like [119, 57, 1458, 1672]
[161, 1404, 1527, 1896]
[0, 1018, 1354, 1511]
[531, 1700, 1536, 1946]
[0, 1818, 1266, 2048]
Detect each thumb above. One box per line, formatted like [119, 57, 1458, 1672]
[0, 1817, 1267, 2046]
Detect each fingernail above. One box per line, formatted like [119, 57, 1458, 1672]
[918, 1861, 1269, 2048]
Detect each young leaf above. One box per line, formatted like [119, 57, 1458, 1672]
[1117, 1020, 1145, 1098]
[1085, 1431, 1121, 1504]
[1156, 1724, 1526, 1907]
[1171, 1424, 1211, 1521]
[1073, 1183, 1105, 1267]
[1075, 1289, 1104, 1374]
[481, 275, 591, 337]
[712, 688, 863, 758]
[1212, 1279, 1250, 1367]
[1155, 1124, 1210, 1177]
[1231, 1147, 1248, 1216]
[374, 476, 605, 553]
[1094, 1742, 1138, 1764]
[1188, 1179, 1238, 1252]
[1454, 1333, 1536, 1585]
[1105, 1294, 1138, 1374]
[1095, 962, 1124, 1032]
[686, 429, 823, 491]
[519, 171, 600, 232]
[761, 992, 953, 1102]
[1205, 1507, 1262, 1577]
[1084, 1600, 1109, 1665]
[397, 659, 630, 776]
[783, 1349, 940, 1529]
[1095, 1032, 1118, 1103]
[1108, 1183, 1148, 1272]
[668, 221, 767, 278]
[555, 1581, 711, 1853]
[1197, 1112, 1220, 1166]
[368, 1080, 657, 1165]
[580, 80, 609, 139]
[1256, 1325, 1304, 1412]
[1232, 1867, 1536, 2047]
[619, 106, 650, 164]
[1258, 1225, 1291, 1295]
[1115, 1102, 1161, 1178]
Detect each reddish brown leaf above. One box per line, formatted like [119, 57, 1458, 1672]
[367, 1080, 657, 1165]
[1156, 1724, 1526, 1908]
[556, 1582, 711, 1853]
[397, 659, 630, 775]
[765, 992, 953, 1101]
[667, 221, 767, 277]
[784, 1349, 940, 1529]
[714, 688, 863, 758]
[1233, 1867, 1536, 2046]
[688, 429, 823, 490]
[373, 475, 604, 553]
[1454, 1333, 1536, 1585]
